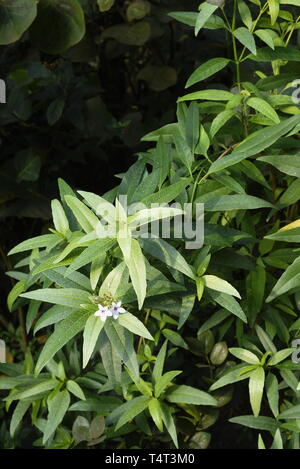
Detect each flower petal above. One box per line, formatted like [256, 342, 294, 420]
[100, 313, 107, 322]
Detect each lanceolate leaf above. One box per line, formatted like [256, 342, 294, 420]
[203, 275, 241, 298]
[258, 153, 300, 178]
[82, 314, 105, 368]
[43, 390, 71, 443]
[185, 58, 230, 88]
[35, 309, 91, 374]
[20, 288, 90, 308]
[207, 115, 300, 174]
[165, 384, 217, 406]
[118, 313, 154, 340]
[115, 396, 150, 430]
[125, 239, 147, 309]
[104, 320, 139, 380]
[249, 367, 265, 417]
[266, 256, 300, 302]
[141, 238, 195, 279]
[10, 401, 31, 437]
[234, 27, 256, 55]
[8, 234, 60, 256]
[195, 2, 218, 35]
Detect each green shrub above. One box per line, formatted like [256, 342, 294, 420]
[1, 0, 300, 449]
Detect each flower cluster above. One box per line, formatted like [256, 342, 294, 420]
[94, 301, 127, 322]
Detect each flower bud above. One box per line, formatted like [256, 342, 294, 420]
[210, 341, 228, 365]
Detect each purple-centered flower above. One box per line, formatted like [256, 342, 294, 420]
[94, 304, 112, 322]
[110, 301, 127, 320]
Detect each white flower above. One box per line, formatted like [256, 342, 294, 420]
[94, 304, 112, 322]
[110, 301, 127, 320]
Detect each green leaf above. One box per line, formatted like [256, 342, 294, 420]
[99, 330, 122, 391]
[203, 274, 241, 298]
[78, 190, 116, 225]
[210, 110, 237, 138]
[129, 207, 183, 230]
[238, 0, 252, 29]
[204, 194, 274, 211]
[104, 320, 139, 380]
[266, 256, 300, 302]
[160, 401, 178, 448]
[15, 149, 41, 182]
[153, 340, 167, 382]
[268, 0, 280, 24]
[118, 312, 153, 340]
[249, 367, 265, 417]
[148, 398, 164, 431]
[195, 2, 218, 35]
[268, 349, 294, 366]
[141, 178, 191, 206]
[65, 239, 115, 275]
[51, 200, 69, 235]
[115, 396, 150, 430]
[247, 97, 280, 123]
[178, 294, 196, 329]
[166, 384, 217, 406]
[154, 371, 182, 398]
[66, 380, 86, 400]
[248, 46, 300, 62]
[208, 290, 247, 323]
[196, 277, 205, 301]
[0, 0, 37, 45]
[186, 58, 230, 88]
[97, 0, 115, 12]
[125, 239, 146, 309]
[161, 329, 188, 350]
[7, 280, 26, 312]
[34, 305, 73, 335]
[82, 314, 105, 368]
[258, 153, 300, 178]
[197, 309, 230, 336]
[35, 309, 91, 374]
[210, 364, 252, 390]
[99, 261, 127, 297]
[70, 396, 121, 413]
[178, 89, 233, 103]
[7, 379, 58, 401]
[65, 195, 99, 233]
[254, 29, 274, 49]
[207, 115, 300, 174]
[30, 0, 85, 54]
[20, 288, 90, 308]
[141, 238, 195, 279]
[47, 98, 65, 126]
[8, 234, 59, 256]
[229, 348, 260, 364]
[278, 404, 300, 419]
[265, 372, 279, 418]
[43, 390, 70, 443]
[229, 415, 278, 432]
[255, 325, 277, 354]
[234, 27, 256, 55]
[10, 401, 31, 437]
[265, 228, 300, 243]
[102, 21, 150, 46]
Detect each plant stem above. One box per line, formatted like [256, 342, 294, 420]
[232, 0, 241, 90]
